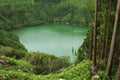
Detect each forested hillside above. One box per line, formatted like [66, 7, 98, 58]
[0, 0, 89, 30]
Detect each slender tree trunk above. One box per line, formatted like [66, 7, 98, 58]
[102, 1, 108, 60]
[116, 56, 120, 80]
[93, 0, 98, 67]
[106, 0, 120, 76]
[89, 28, 93, 60]
[104, 1, 112, 62]
[102, 7, 107, 59]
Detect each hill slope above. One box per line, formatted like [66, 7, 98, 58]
[0, 0, 90, 30]
[0, 56, 91, 80]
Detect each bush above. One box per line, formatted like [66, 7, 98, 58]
[98, 71, 110, 80]
[0, 56, 16, 66]
[0, 30, 27, 51]
[0, 69, 30, 80]
[0, 55, 33, 73]
[57, 61, 92, 80]
[33, 65, 48, 75]
[25, 52, 71, 74]
[97, 60, 107, 71]
[0, 46, 27, 59]
[75, 47, 85, 63]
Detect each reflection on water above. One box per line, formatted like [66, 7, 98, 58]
[11, 24, 88, 61]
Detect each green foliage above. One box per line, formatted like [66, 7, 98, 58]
[0, 41, 70, 76]
[75, 40, 89, 63]
[98, 71, 110, 80]
[0, 56, 33, 73]
[111, 65, 118, 79]
[0, 30, 27, 51]
[0, 55, 92, 80]
[34, 61, 91, 80]
[57, 61, 91, 80]
[25, 52, 71, 74]
[0, 0, 34, 6]
[0, 69, 30, 80]
[98, 60, 107, 70]
[0, 46, 27, 59]
[76, 47, 85, 63]
[0, 0, 90, 30]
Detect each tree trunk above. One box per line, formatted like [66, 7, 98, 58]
[104, 1, 112, 63]
[106, 0, 120, 76]
[93, 0, 98, 67]
[89, 28, 93, 60]
[102, 6, 107, 59]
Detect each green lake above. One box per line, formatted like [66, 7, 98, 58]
[11, 24, 88, 61]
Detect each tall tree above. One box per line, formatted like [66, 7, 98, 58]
[104, 0, 112, 62]
[93, 0, 98, 66]
[102, 0, 109, 60]
[106, 0, 120, 76]
[89, 28, 93, 60]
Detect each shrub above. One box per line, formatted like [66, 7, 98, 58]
[25, 52, 71, 74]
[75, 47, 85, 63]
[0, 46, 27, 59]
[57, 61, 92, 80]
[0, 69, 30, 80]
[98, 71, 110, 80]
[0, 55, 33, 73]
[0, 30, 27, 51]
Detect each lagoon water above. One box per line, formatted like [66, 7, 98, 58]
[11, 24, 88, 61]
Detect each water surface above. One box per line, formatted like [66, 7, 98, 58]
[11, 24, 88, 61]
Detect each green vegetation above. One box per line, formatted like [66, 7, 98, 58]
[0, 30, 27, 51]
[76, 0, 120, 79]
[0, 0, 90, 30]
[0, 57, 91, 80]
[0, 48, 71, 75]
[0, 0, 34, 6]
[0, 0, 119, 80]
[0, 46, 27, 59]
[0, 30, 71, 76]
[0, 56, 33, 73]
[25, 52, 71, 74]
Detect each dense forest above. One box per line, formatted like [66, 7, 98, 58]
[77, 0, 120, 79]
[0, 0, 120, 80]
[0, 0, 90, 30]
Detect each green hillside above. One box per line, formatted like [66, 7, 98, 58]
[0, 0, 90, 30]
[0, 30, 26, 50]
[0, 56, 92, 80]
[0, 0, 119, 80]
